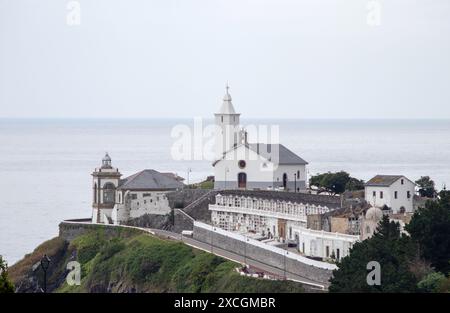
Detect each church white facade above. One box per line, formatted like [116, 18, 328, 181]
[213, 86, 308, 191]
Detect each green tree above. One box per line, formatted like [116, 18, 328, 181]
[417, 272, 447, 292]
[345, 177, 366, 191]
[329, 216, 419, 292]
[406, 190, 450, 274]
[0, 255, 14, 293]
[309, 171, 364, 195]
[415, 176, 437, 198]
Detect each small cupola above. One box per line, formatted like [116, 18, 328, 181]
[101, 152, 112, 169]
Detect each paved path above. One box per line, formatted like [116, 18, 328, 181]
[151, 229, 326, 290]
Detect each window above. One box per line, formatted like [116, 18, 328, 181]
[380, 191, 383, 199]
[394, 191, 398, 199]
[401, 179, 404, 185]
[103, 183, 115, 204]
[289, 227, 292, 239]
[93, 183, 98, 204]
[336, 249, 340, 260]
[373, 191, 376, 197]
[131, 194, 137, 200]
[326, 246, 330, 258]
[297, 170, 300, 178]
[407, 191, 411, 199]
[221, 116, 223, 123]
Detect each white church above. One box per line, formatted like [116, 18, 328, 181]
[213, 86, 308, 191]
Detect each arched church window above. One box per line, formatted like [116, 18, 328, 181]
[103, 183, 115, 204]
[93, 183, 97, 204]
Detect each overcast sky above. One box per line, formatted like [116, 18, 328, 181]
[0, 0, 449, 119]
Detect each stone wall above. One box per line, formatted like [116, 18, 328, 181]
[59, 221, 145, 242]
[166, 189, 211, 209]
[330, 217, 349, 234]
[193, 223, 334, 286]
[125, 213, 172, 230]
[173, 209, 195, 233]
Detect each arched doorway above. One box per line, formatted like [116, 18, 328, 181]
[282, 173, 288, 190]
[238, 172, 247, 189]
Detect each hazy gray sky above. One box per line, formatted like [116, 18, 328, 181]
[1, 0, 449, 118]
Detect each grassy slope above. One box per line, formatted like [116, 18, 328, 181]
[12, 228, 304, 293]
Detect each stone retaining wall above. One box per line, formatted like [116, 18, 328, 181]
[173, 209, 195, 233]
[58, 221, 146, 242]
[193, 222, 334, 286]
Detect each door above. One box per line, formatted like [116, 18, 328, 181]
[277, 219, 287, 240]
[238, 172, 247, 189]
[282, 173, 288, 190]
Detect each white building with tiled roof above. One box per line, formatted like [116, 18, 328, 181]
[91, 154, 184, 224]
[213, 86, 308, 191]
[364, 175, 416, 213]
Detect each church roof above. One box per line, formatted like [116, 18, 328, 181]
[216, 85, 238, 115]
[249, 143, 308, 165]
[365, 175, 410, 187]
[118, 169, 184, 190]
[213, 143, 308, 166]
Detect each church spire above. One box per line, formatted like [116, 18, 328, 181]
[218, 83, 236, 114]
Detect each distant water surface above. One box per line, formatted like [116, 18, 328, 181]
[0, 118, 449, 264]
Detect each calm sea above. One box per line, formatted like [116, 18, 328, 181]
[1, 118, 450, 265]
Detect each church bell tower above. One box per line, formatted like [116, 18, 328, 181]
[91, 153, 122, 224]
[215, 85, 241, 158]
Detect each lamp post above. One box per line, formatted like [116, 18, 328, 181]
[187, 168, 192, 186]
[244, 237, 248, 268]
[40, 254, 51, 293]
[210, 226, 216, 253]
[224, 167, 229, 190]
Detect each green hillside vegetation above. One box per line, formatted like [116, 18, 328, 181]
[10, 227, 304, 293]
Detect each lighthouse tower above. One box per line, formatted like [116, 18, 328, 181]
[214, 85, 242, 158]
[91, 153, 121, 224]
